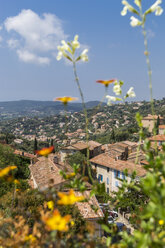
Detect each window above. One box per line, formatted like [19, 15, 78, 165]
[115, 181, 119, 187]
[117, 171, 120, 178]
[107, 168, 110, 172]
[114, 170, 117, 178]
[122, 172, 125, 180]
[107, 177, 109, 185]
[114, 170, 120, 178]
[107, 188, 109, 194]
[98, 174, 103, 182]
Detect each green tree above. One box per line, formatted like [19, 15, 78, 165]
[34, 137, 38, 153]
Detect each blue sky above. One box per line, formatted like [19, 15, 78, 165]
[0, 0, 164, 102]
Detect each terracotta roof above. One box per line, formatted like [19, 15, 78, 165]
[61, 145, 77, 150]
[14, 150, 36, 159]
[122, 141, 137, 147]
[75, 190, 104, 219]
[159, 125, 165, 129]
[30, 155, 103, 220]
[88, 141, 102, 150]
[29, 155, 73, 190]
[90, 153, 146, 177]
[72, 142, 88, 150]
[113, 142, 128, 148]
[101, 144, 113, 151]
[68, 141, 102, 151]
[140, 160, 149, 165]
[143, 114, 163, 120]
[149, 135, 165, 141]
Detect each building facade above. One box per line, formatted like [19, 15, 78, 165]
[142, 114, 164, 133]
[90, 153, 146, 194]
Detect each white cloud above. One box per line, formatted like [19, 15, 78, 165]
[7, 39, 19, 48]
[0, 36, 3, 43]
[4, 9, 67, 65]
[17, 49, 50, 65]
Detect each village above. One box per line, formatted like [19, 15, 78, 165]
[11, 113, 165, 237]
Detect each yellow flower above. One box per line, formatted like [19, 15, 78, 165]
[71, 220, 75, 226]
[57, 189, 84, 205]
[66, 172, 76, 179]
[54, 96, 78, 105]
[45, 209, 71, 232]
[36, 146, 54, 157]
[24, 234, 36, 242]
[47, 201, 54, 211]
[96, 79, 116, 87]
[14, 179, 20, 185]
[159, 220, 164, 225]
[0, 166, 17, 178]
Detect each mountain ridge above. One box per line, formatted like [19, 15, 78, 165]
[0, 100, 106, 119]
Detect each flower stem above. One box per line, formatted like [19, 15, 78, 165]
[72, 61, 93, 182]
[142, 24, 155, 116]
[139, 7, 156, 134]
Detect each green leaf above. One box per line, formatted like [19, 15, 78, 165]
[101, 224, 111, 233]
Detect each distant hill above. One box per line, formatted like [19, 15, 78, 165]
[0, 100, 105, 119]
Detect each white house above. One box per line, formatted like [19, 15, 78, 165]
[90, 153, 146, 194]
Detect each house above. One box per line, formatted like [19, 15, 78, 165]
[142, 114, 164, 133]
[149, 134, 165, 146]
[102, 141, 139, 162]
[14, 139, 23, 144]
[74, 190, 104, 236]
[159, 125, 165, 135]
[90, 153, 146, 194]
[106, 142, 129, 160]
[60, 141, 102, 162]
[29, 155, 72, 190]
[127, 150, 145, 163]
[122, 141, 138, 154]
[14, 149, 37, 164]
[29, 154, 104, 236]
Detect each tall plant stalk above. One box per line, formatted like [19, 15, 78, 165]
[139, 6, 155, 119]
[72, 61, 93, 182]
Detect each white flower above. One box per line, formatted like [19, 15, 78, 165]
[113, 84, 122, 95]
[106, 95, 118, 106]
[134, 0, 141, 8]
[61, 40, 71, 52]
[121, 6, 128, 16]
[72, 35, 80, 49]
[126, 87, 136, 98]
[150, 0, 162, 12]
[57, 45, 65, 52]
[155, 6, 163, 15]
[121, 0, 138, 16]
[80, 49, 88, 62]
[130, 16, 142, 27]
[146, 0, 163, 16]
[56, 51, 63, 61]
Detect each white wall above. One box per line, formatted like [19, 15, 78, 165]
[92, 163, 131, 194]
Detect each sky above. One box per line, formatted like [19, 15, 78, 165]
[0, 0, 164, 102]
